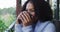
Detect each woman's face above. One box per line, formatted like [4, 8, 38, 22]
[26, 2, 35, 18]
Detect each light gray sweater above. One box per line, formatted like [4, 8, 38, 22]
[15, 20, 56, 32]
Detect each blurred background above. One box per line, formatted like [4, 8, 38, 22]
[0, 0, 16, 32]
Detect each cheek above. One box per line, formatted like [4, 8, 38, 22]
[30, 12, 35, 17]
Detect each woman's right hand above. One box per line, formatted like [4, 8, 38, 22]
[16, 12, 22, 24]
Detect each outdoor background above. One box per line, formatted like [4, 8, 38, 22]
[0, 0, 16, 32]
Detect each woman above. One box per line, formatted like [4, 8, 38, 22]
[15, 0, 56, 32]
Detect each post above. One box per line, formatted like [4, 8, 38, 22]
[54, 0, 59, 20]
[16, 0, 21, 16]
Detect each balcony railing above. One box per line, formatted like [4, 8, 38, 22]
[5, 21, 16, 32]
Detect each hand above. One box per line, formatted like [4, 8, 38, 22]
[19, 11, 33, 27]
[16, 13, 22, 24]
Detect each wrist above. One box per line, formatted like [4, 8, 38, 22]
[23, 23, 32, 27]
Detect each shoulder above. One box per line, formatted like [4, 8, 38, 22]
[46, 21, 55, 27]
[43, 21, 56, 32]
[36, 21, 56, 32]
[37, 20, 55, 27]
[36, 20, 55, 29]
[44, 21, 55, 28]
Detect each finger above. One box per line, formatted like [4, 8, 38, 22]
[17, 12, 24, 23]
[23, 11, 30, 22]
[21, 13, 27, 23]
[24, 11, 31, 21]
[19, 12, 28, 23]
[17, 12, 22, 19]
[19, 14, 24, 22]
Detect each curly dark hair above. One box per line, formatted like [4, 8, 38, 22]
[22, 0, 53, 22]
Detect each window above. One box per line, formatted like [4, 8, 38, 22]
[0, 0, 16, 32]
[50, 0, 59, 20]
[21, 0, 27, 6]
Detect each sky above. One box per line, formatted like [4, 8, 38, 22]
[0, 0, 16, 9]
[22, 0, 27, 6]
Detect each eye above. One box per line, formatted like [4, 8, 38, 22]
[25, 9, 35, 12]
[29, 9, 35, 12]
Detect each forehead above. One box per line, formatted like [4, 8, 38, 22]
[26, 2, 34, 9]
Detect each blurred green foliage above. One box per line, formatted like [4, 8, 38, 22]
[0, 18, 7, 32]
[0, 7, 16, 15]
[0, 7, 16, 32]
